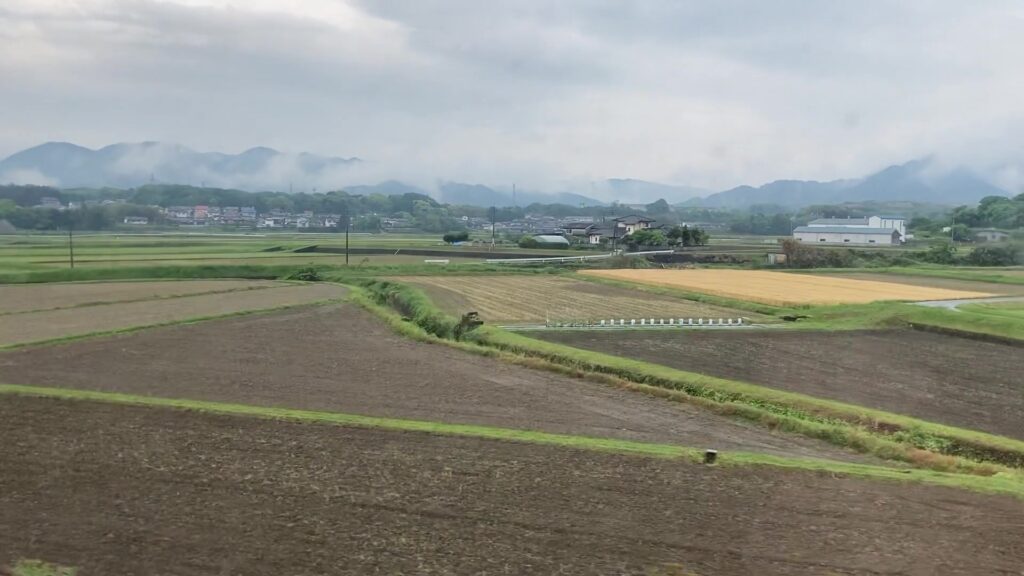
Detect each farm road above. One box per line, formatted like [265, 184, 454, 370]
[0, 303, 871, 462]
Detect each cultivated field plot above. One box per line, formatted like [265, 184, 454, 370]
[392, 274, 753, 324]
[0, 282, 345, 347]
[820, 272, 1024, 296]
[580, 269, 995, 305]
[0, 304, 864, 460]
[2, 396, 1022, 576]
[533, 329, 1024, 440]
[0, 279, 282, 314]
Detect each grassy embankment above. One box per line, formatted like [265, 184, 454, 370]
[3, 383, 1023, 501]
[353, 278, 1024, 476]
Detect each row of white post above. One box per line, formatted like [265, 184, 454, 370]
[600, 318, 743, 326]
[546, 318, 744, 327]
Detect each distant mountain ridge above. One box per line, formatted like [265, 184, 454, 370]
[0, 142, 1014, 208]
[0, 141, 360, 191]
[693, 158, 1009, 208]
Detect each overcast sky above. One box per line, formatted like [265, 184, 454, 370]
[2, 0, 1024, 191]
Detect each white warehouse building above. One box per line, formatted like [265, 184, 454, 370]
[792, 225, 902, 245]
[806, 215, 906, 238]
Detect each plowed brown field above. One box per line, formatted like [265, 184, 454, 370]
[0, 304, 864, 460]
[2, 396, 1022, 576]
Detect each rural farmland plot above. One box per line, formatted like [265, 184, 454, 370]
[0, 280, 346, 347]
[580, 269, 995, 305]
[393, 275, 753, 324]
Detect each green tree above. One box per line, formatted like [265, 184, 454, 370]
[965, 245, 1020, 266]
[626, 229, 667, 250]
[922, 241, 957, 264]
[442, 230, 470, 244]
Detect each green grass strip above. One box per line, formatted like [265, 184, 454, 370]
[2, 383, 1022, 500]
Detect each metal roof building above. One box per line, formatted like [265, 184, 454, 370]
[792, 226, 901, 245]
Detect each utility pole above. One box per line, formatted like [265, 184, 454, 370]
[67, 219, 75, 269]
[490, 206, 496, 251]
[345, 213, 350, 265]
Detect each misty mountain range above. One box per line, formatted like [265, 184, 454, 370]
[0, 141, 1013, 209]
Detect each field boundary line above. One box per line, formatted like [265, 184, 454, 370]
[3, 383, 1023, 500]
[0, 296, 346, 351]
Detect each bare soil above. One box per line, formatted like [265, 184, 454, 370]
[2, 396, 1022, 576]
[0, 283, 345, 346]
[533, 329, 1024, 440]
[0, 279, 284, 314]
[822, 272, 1024, 296]
[0, 304, 867, 461]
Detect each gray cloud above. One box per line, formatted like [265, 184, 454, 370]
[1, 0, 1023, 195]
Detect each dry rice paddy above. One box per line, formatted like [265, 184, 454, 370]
[0, 281, 346, 347]
[0, 279, 283, 314]
[579, 269, 995, 305]
[393, 275, 750, 324]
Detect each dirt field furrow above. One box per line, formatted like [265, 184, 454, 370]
[533, 329, 1024, 440]
[0, 283, 346, 346]
[1, 396, 1021, 576]
[0, 304, 870, 461]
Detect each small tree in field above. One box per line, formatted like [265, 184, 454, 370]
[442, 230, 470, 244]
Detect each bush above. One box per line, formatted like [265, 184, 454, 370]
[442, 231, 470, 244]
[965, 244, 1021, 266]
[286, 266, 323, 281]
[780, 239, 857, 268]
[921, 241, 957, 264]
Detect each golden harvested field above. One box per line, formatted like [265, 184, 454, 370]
[579, 269, 996, 305]
[819, 272, 1024, 296]
[393, 275, 752, 324]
